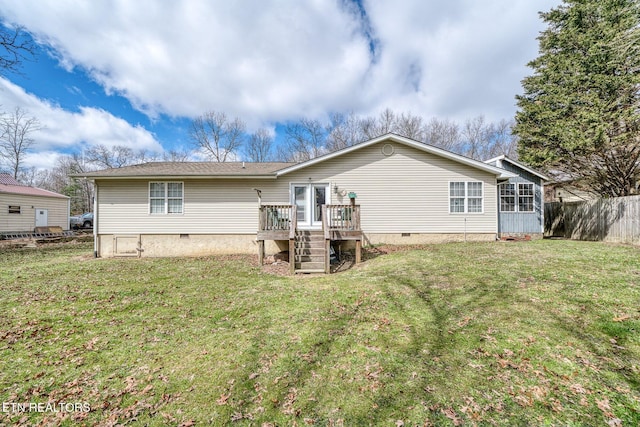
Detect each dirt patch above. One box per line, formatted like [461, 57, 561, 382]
[0, 234, 94, 250]
[262, 260, 292, 276]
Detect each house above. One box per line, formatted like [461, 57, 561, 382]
[483, 155, 549, 238]
[0, 173, 70, 234]
[544, 179, 596, 203]
[75, 134, 516, 272]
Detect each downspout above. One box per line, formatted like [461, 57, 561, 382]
[540, 180, 545, 234]
[464, 217, 467, 243]
[93, 181, 99, 258]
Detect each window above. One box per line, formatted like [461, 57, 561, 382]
[8, 205, 20, 214]
[467, 182, 483, 213]
[499, 182, 535, 212]
[499, 184, 516, 212]
[518, 183, 534, 212]
[449, 181, 483, 213]
[149, 182, 183, 214]
[449, 182, 466, 213]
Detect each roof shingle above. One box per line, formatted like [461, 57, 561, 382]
[0, 183, 69, 199]
[74, 162, 294, 178]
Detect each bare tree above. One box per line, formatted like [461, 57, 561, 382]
[162, 148, 192, 162]
[279, 118, 326, 162]
[84, 144, 135, 169]
[326, 112, 366, 152]
[0, 107, 42, 178]
[362, 108, 397, 139]
[189, 111, 245, 162]
[0, 26, 36, 75]
[134, 148, 160, 163]
[245, 128, 273, 162]
[16, 166, 41, 186]
[395, 112, 425, 141]
[484, 119, 519, 160]
[424, 118, 461, 152]
[461, 115, 491, 160]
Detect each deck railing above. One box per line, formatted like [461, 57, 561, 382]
[324, 204, 361, 231]
[259, 204, 359, 235]
[258, 204, 293, 232]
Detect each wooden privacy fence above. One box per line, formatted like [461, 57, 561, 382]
[545, 195, 640, 244]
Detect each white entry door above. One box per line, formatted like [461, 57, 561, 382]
[292, 183, 330, 229]
[35, 208, 48, 227]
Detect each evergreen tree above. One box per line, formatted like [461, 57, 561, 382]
[514, 0, 640, 197]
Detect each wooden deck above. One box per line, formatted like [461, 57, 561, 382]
[257, 204, 362, 273]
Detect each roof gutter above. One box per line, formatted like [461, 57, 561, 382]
[72, 174, 279, 181]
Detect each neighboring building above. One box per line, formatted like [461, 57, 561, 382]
[484, 155, 549, 238]
[544, 180, 596, 203]
[0, 173, 70, 233]
[75, 134, 516, 272]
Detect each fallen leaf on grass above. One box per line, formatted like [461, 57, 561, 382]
[84, 337, 99, 350]
[179, 420, 195, 427]
[161, 412, 177, 422]
[514, 395, 533, 407]
[441, 407, 462, 426]
[596, 397, 613, 417]
[570, 383, 588, 395]
[457, 317, 471, 327]
[613, 314, 630, 322]
[548, 398, 563, 413]
[216, 393, 230, 405]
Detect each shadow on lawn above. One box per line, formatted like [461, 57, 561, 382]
[356, 266, 638, 424]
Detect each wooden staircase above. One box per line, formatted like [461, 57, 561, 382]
[258, 204, 362, 274]
[293, 230, 327, 273]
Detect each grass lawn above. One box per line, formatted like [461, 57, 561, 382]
[0, 239, 639, 426]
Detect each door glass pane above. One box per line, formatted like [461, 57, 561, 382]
[314, 186, 326, 222]
[294, 186, 306, 222]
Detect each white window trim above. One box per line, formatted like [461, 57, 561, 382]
[499, 183, 517, 212]
[518, 182, 535, 213]
[149, 181, 184, 215]
[289, 182, 331, 229]
[448, 181, 484, 214]
[499, 182, 535, 213]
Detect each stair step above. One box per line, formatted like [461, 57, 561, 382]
[295, 247, 325, 255]
[295, 236, 325, 243]
[296, 255, 325, 263]
[295, 242, 325, 250]
[295, 269, 326, 274]
[295, 261, 326, 271]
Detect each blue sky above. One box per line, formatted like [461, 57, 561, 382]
[0, 0, 560, 170]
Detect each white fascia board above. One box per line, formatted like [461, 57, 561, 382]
[483, 156, 549, 181]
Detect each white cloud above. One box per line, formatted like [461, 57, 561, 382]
[0, 78, 163, 168]
[0, 0, 561, 128]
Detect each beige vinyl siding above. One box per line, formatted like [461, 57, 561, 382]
[0, 194, 69, 232]
[97, 141, 498, 235]
[98, 179, 266, 234]
[268, 142, 498, 234]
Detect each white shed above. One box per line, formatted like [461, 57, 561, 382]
[0, 174, 70, 233]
